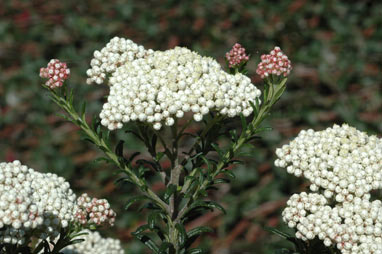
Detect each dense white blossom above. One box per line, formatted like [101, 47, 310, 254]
[62, 230, 124, 254]
[276, 124, 382, 254]
[86, 37, 153, 85]
[275, 124, 382, 201]
[87, 37, 261, 130]
[0, 161, 77, 245]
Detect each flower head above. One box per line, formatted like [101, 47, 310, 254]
[276, 124, 382, 254]
[88, 37, 261, 130]
[40, 59, 70, 88]
[0, 160, 77, 244]
[62, 230, 124, 254]
[225, 43, 249, 68]
[256, 46, 291, 79]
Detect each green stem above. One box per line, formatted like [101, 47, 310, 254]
[180, 113, 222, 166]
[48, 87, 169, 213]
[176, 78, 287, 222]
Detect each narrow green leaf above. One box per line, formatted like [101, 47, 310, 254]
[264, 227, 291, 239]
[164, 184, 177, 202]
[115, 140, 124, 157]
[80, 101, 87, 120]
[134, 234, 159, 253]
[125, 196, 149, 210]
[186, 248, 204, 254]
[148, 211, 159, 229]
[175, 223, 187, 247]
[239, 113, 247, 130]
[213, 178, 230, 185]
[158, 242, 174, 253]
[187, 226, 213, 239]
[188, 200, 226, 214]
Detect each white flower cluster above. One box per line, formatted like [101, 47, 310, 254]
[86, 37, 153, 85]
[87, 37, 261, 130]
[0, 161, 77, 245]
[275, 124, 382, 254]
[62, 230, 124, 254]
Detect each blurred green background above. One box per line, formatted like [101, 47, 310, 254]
[0, 0, 381, 253]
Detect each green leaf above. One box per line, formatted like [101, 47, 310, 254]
[80, 101, 87, 121]
[129, 152, 141, 162]
[164, 184, 177, 202]
[188, 200, 226, 214]
[186, 248, 205, 254]
[92, 157, 114, 164]
[239, 113, 247, 130]
[134, 233, 159, 253]
[213, 178, 230, 185]
[221, 169, 236, 179]
[125, 196, 149, 210]
[115, 140, 124, 157]
[264, 227, 291, 239]
[229, 129, 238, 142]
[175, 223, 187, 247]
[151, 134, 158, 154]
[132, 224, 151, 235]
[155, 152, 165, 161]
[137, 159, 159, 172]
[148, 211, 159, 229]
[158, 242, 174, 253]
[187, 226, 213, 239]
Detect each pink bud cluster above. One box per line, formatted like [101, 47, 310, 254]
[225, 43, 249, 68]
[39, 59, 70, 88]
[75, 193, 116, 226]
[256, 47, 292, 79]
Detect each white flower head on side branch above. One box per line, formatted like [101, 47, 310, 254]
[275, 124, 382, 254]
[0, 160, 77, 245]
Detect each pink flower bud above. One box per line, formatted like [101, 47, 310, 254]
[39, 59, 70, 88]
[225, 43, 249, 68]
[256, 47, 292, 79]
[75, 193, 116, 227]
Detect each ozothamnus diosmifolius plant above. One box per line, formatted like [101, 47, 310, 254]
[34, 39, 292, 253]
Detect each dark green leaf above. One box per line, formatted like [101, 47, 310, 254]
[186, 248, 205, 254]
[164, 184, 177, 202]
[115, 140, 124, 157]
[134, 233, 159, 253]
[175, 223, 187, 247]
[125, 196, 149, 210]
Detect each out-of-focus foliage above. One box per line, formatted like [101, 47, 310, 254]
[0, 0, 381, 253]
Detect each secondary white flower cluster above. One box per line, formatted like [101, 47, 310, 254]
[275, 124, 382, 201]
[87, 37, 261, 130]
[0, 161, 77, 245]
[86, 37, 153, 85]
[276, 124, 382, 253]
[62, 230, 124, 254]
[282, 193, 382, 253]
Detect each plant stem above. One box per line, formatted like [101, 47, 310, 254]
[176, 79, 287, 222]
[48, 88, 169, 213]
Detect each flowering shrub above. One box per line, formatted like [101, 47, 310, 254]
[26, 37, 292, 253]
[8, 33, 380, 254]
